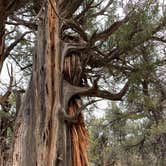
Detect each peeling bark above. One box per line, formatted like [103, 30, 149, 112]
[11, 1, 62, 166]
[4, 0, 88, 165]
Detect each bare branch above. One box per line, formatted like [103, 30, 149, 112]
[89, 15, 130, 44]
[10, 54, 32, 71]
[80, 80, 130, 100]
[151, 36, 166, 43]
[89, 0, 113, 18]
[0, 0, 30, 17]
[64, 99, 101, 123]
[63, 80, 91, 110]
[63, 79, 129, 123]
[63, 18, 88, 41]
[6, 16, 37, 30]
[63, 79, 129, 110]
[75, 0, 94, 20]
[4, 31, 33, 58]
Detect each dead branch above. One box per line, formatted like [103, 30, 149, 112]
[62, 18, 88, 41]
[89, 0, 113, 18]
[4, 31, 33, 58]
[75, 0, 94, 20]
[81, 80, 130, 100]
[58, 0, 84, 18]
[64, 99, 101, 122]
[6, 16, 37, 30]
[0, 0, 30, 17]
[63, 79, 129, 112]
[10, 54, 32, 71]
[89, 15, 130, 45]
[151, 36, 166, 43]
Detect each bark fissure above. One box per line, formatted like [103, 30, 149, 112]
[62, 52, 89, 166]
[11, 1, 60, 166]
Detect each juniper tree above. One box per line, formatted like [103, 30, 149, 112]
[0, 0, 165, 165]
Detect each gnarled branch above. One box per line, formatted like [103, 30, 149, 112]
[4, 31, 33, 58]
[63, 99, 101, 123]
[63, 79, 130, 111]
[89, 15, 130, 45]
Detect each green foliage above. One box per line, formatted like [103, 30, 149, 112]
[147, 119, 166, 138]
[0, 110, 10, 118]
[88, 97, 166, 165]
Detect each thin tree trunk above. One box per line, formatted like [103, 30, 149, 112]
[0, 9, 7, 163]
[0, 18, 5, 73]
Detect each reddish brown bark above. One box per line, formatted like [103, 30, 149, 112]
[9, 1, 88, 165]
[11, 2, 61, 166]
[67, 101, 88, 166]
[63, 53, 89, 166]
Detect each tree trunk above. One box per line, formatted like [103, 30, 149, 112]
[0, 5, 7, 162]
[0, 9, 5, 73]
[10, 1, 71, 166]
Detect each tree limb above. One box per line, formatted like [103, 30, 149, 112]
[6, 16, 37, 30]
[58, 0, 84, 18]
[151, 36, 166, 43]
[63, 99, 101, 123]
[63, 79, 130, 111]
[81, 80, 130, 100]
[4, 31, 33, 58]
[63, 18, 88, 41]
[89, 14, 130, 45]
[89, 0, 113, 18]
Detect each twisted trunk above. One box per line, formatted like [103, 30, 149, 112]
[9, 0, 88, 165]
[10, 1, 70, 166]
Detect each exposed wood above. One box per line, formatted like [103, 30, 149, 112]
[11, 1, 61, 166]
[62, 52, 88, 166]
[63, 80, 129, 106]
